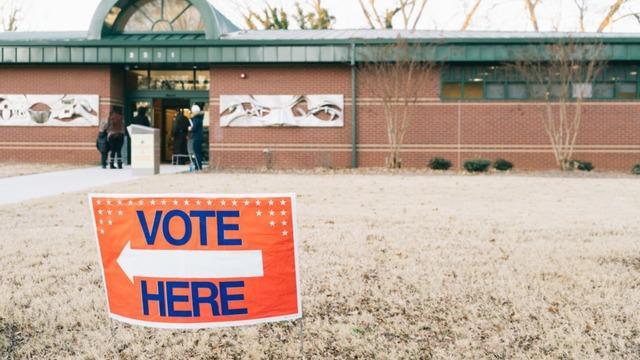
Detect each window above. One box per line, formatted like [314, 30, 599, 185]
[441, 64, 640, 101]
[126, 69, 210, 91]
[114, 0, 205, 33]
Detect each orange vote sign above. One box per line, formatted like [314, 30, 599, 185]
[89, 194, 301, 329]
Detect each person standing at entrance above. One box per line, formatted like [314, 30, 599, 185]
[189, 104, 204, 171]
[172, 109, 190, 164]
[96, 117, 110, 169]
[107, 109, 125, 169]
[132, 106, 151, 127]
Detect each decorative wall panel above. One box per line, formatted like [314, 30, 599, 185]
[220, 95, 344, 127]
[0, 95, 99, 126]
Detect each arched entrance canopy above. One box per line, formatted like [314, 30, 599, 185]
[88, 0, 239, 40]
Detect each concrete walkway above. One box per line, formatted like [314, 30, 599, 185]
[0, 165, 189, 206]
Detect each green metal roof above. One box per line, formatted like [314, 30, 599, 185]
[1, 28, 640, 64]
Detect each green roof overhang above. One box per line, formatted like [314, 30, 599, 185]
[1, 37, 640, 64]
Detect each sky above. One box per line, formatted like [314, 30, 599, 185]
[4, 0, 640, 33]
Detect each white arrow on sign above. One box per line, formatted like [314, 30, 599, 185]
[117, 241, 264, 283]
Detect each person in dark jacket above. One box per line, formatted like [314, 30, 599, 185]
[172, 109, 190, 165]
[131, 107, 151, 127]
[189, 104, 205, 171]
[107, 110, 125, 169]
[96, 119, 110, 169]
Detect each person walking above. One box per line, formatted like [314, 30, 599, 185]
[96, 117, 110, 169]
[172, 109, 190, 165]
[107, 109, 125, 169]
[189, 104, 205, 171]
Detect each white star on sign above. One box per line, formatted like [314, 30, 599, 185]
[256, 200, 261, 206]
[196, 200, 202, 205]
[281, 210, 287, 216]
[96, 200, 102, 205]
[256, 210, 262, 217]
[207, 200, 213, 205]
[280, 200, 287, 205]
[106, 200, 112, 205]
[118, 210, 124, 216]
[150, 200, 156, 205]
[270, 210, 275, 216]
[117, 200, 123, 205]
[99, 220, 104, 225]
[173, 200, 179, 205]
[268, 200, 274, 206]
[270, 221, 276, 227]
[161, 200, 167, 205]
[128, 200, 134, 206]
[244, 200, 250, 206]
[282, 230, 289, 236]
[184, 200, 190, 205]
[98, 210, 103, 215]
[221, 200, 227, 206]
[100, 229, 105, 235]
[232, 200, 238, 206]
[138, 200, 144, 206]
[107, 210, 112, 215]
[282, 221, 288, 226]
[108, 220, 113, 226]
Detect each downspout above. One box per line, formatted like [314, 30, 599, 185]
[351, 43, 358, 168]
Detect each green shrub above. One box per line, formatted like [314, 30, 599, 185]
[632, 164, 640, 175]
[464, 158, 491, 173]
[494, 158, 513, 171]
[428, 157, 452, 171]
[574, 160, 594, 172]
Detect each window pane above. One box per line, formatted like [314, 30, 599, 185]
[529, 84, 547, 99]
[593, 83, 614, 98]
[616, 82, 636, 99]
[486, 83, 505, 99]
[463, 82, 484, 99]
[127, 70, 150, 90]
[117, 0, 204, 33]
[572, 83, 593, 99]
[195, 71, 210, 91]
[149, 70, 194, 90]
[507, 84, 527, 99]
[442, 83, 462, 98]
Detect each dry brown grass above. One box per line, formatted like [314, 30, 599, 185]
[0, 163, 85, 179]
[1, 172, 639, 358]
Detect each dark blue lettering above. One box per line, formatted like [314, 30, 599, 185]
[141, 280, 166, 316]
[137, 211, 162, 245]
[191, 282, 220, 317]
[217, 211, 242, 246]
[166, 281, 192, 317]
[220, 281, 248, 316]
[190, 211, 216, 246]
[163, 210, 192, 246]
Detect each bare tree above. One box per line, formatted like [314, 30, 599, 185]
[512, 39, 606, 170]
[0, 0, 20, 32]
[460, 0, 483, 31]
[597, 0, 629, 32]
[523, 0, 541, 32]
[358, 0, 428, 30]
[573, 0, 588, 32]
[243, 4, 289, 30]
[360, 40, 438, 168]
[294, 0, 336, 29]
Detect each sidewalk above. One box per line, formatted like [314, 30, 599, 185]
[0, 165, 189, 206]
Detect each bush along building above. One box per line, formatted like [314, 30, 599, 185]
[0, 0, 638, 171]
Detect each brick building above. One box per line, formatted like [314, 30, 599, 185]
[0, 0, 638, 170]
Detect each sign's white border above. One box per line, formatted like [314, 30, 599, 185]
[88, 193, 302, 329]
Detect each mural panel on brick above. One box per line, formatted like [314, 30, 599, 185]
[220, 95, 343, 127]
[0, 95, 99, 126]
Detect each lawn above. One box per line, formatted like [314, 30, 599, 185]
[1, 171, 639, 358]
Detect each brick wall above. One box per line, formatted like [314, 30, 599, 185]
[211, 65, 640, 171]
[0, 65, 123, 164]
